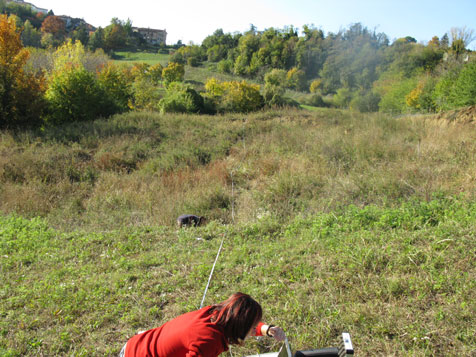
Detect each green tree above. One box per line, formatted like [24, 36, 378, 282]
[21, 19, 41, 47]
[448, 61, 476, 107]
[71, 25, 90, 47]
[45, 41, 117, 123]
[88, 27, 105, 51]
[97, 63, 132, 114]
[104, 20, 127, 51]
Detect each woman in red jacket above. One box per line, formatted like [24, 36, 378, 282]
[121, 292, 285, 357]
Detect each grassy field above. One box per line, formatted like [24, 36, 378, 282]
[1, 108, 476, 355]
[112, 51, 171, 66]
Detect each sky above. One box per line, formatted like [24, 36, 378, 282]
[32, 0, 476, 49]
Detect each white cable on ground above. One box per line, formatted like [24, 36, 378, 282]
[199, 234, 226, 309]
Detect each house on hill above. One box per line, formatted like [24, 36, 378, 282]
[133, 27, 167, 45]
[5, 0, 48, 14]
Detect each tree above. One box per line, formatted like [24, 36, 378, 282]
[104, 23, 127, 51]
[450, 27, 475, 49]
[88, 27, 105, 51]
[45, 40, 121, 123]
[21, 19, 41, 47]
[40, 15, 66, 42]
[0, 14, 45, 127]
[448, 61, 476, 108]
[71, 25, 90, 47]
[440, 33, 449, 49]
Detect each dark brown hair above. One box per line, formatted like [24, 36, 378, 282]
[209, 292, 263, 344]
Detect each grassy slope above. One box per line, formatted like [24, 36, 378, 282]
[1, 199, 475, 356]
[1, 108, 476, 355]
[112, 51, 171, 66]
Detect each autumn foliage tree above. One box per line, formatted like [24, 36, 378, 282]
[41, 15, 66, 40]
[0, 14, 46, 128]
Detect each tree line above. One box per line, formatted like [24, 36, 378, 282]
[0, 0, 169, 51]
[171, 24, 476, 113]
[1, 2, 476, 129]
[0, 14, 270, 129]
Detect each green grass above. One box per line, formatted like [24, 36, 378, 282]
[112, 51, 171, 66]
[1, 197, 475, 356]
[1, 108, 476, 355]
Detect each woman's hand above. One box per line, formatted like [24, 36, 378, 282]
[265, 325, 286, 341]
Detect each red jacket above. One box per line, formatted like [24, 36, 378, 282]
[125, 306, 265, 357]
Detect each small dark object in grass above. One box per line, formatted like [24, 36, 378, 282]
[176, 214, 207, 228]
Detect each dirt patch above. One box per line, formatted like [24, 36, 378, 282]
[434, 105, 476, 124]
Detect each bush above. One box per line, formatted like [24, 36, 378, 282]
[309, 79, 322, 94]
[217, 59, 233, 74]
[350, 91, 381, 112]
[129, 77, 163, 111]
[432, 66, 461, 111]
[205, 78, 264, 113]
[405, 76, 437, 112]
[263, 69, 287, 106]
[158, 82, 204, 114]
[333, 87, 353, 108]
[97, 63, 132, 114]
[378, 77, 418, 114]
[304, 94, 328, 108]
[286, 67, 307, 91]
[45, 67, 112, 123]
[448, 61, 476, 108]
[162, 62, 185, 86]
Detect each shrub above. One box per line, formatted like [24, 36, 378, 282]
[448, 60, 476, 108]
[333, 87, 353, 108]
[263, 69, 287, 106]
[432, 65, 461, 111]
[148, 63, 163, 83]
[286, 67, 307, 91]
[45, 67, 111, 123]
[129, 76, 163, 111]
[162, 62, 185, 86]
[350, 91, 381, 112]
[405, 76, 437, 112]
[97, 63, 132, 114]
[187, 57, 199, 67]
[309, 79, 322, 93]
[304, 94, 328, 108]
[158, 82, 204, 114]
[217, 59, 233, 74]
[205, 78, 264, 113]
[378, 77, 418, 114]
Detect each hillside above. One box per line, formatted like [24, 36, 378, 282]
[1, 108, 476, 355]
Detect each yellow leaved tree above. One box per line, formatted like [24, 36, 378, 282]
[0, 14, 46, 127]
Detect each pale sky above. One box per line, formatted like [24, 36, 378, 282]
[33, 0, 476, 49]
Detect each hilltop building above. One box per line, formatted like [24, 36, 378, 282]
[133, 27, 167, 45]
[5, 0, 48, 14]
